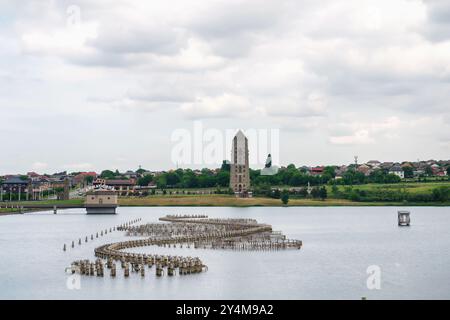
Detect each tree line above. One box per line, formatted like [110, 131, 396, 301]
[117, 164, 408, 189]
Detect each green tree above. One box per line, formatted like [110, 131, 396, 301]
[270, 189, 281, 199]
[85, 175, 94, 184]
[220, 160, 230, 172]
[425, 166, 433, 176]
[156, 175, 167, 189]
[319, 186, 327, 200]
[281, 189, 289, 205]
[165, 172, 181, 187]
[136, 168, 147, 175]
[385, 174, 401, 183]
[311, 187, 320, 199]
[341, 169, 366, 185]
[331, 184, 339, 195]
[100, 170, 116, 179]
[323, 166, 336, 178]
[181, 170, 198, 188]
[137, 174, 153, 186]
[257, 183, 272, 197]
[249, 169, 261, 184]
[216, 170, 230, 187]
[403, 166, 414, 179]
[432, 187, 449, 202]
[349, 190, 361, 201]
[289, 172, 307, 186]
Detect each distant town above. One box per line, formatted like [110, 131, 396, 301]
[1, 158, 449, 203]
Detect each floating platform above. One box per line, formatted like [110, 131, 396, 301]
[85, 190, 118, 214]
[398, 210, 410, 226]
[85, 204, 117, 214]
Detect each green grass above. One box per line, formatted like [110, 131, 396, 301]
[0, 199, 84, 214]
[326, 181, 450, 194]
[1, 181, 449, 214]
[4, 199, 84, 206]
[118, 194, 450, 207]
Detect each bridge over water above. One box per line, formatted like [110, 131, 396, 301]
[0, 203, 116, 214]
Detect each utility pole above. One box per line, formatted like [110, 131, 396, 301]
[354, 156, 358, 167]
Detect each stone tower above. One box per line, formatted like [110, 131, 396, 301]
[230, 130, 250, 196]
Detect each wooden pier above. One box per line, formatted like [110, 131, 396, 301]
[67, 215, 302, 279]
[0, 202, 117, 215]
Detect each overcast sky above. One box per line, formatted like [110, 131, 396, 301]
[1, 0, 449, 174]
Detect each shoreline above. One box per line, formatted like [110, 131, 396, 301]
[117, 195, 450, 207]
[1, 196, 448, 215]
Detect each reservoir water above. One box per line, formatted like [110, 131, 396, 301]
[0, 206, 449, 299]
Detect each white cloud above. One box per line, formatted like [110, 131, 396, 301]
[330, 130, 375, 145]
[180, 93, 254, 119]
[31, 162, 48, 170]
[62, 163, 95, 171]
[21, 20, 98, 57]
[328, 117, 404, 145]
[1, 0, 449, 173]
[151, 38, 226, 72]
[262, 91, 328, 118]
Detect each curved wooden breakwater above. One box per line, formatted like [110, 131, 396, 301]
[67, 215, 302, 278]
[62, 218, 142, 251]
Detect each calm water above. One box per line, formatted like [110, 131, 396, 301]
[0, 206, 449, 300]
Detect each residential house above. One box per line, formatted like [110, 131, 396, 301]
[310, 166, 324, 175]
[366, 160, 381, 169]
[123, 170, 138, 179]
[0, 176, 31, 200]
[389, 165, 404, 179]
[335, 165, 348, 178]
[94, 178, 136, 196]
[357, 164, 372, 176]
[73, 172, 97, 185]
[380, 162, 394, 170]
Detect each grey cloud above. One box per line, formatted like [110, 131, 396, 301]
[189, 1, 283, 38]
[422, 0, 450, 41]
[126, 87, 194, 103]
[66, 51, 137, 68]
[88, 24, 186, 55]
[3, 0, 450, 172]
[185, 0, 299, 58]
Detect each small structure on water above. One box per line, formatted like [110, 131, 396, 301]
[85, 189, 118, 214]
[398, 210, 410, 226]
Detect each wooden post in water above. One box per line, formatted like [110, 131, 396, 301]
[110, 264, 116, 277]
[156, 264, 163, 277]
